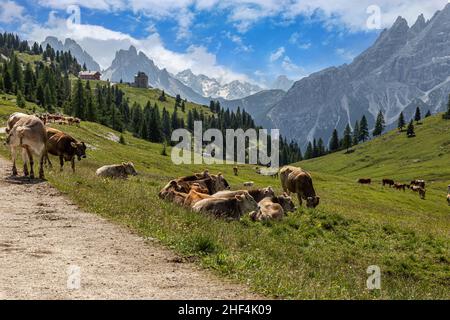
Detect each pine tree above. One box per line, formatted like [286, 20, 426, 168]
[425, 110, 431, 118]
[359, 115, 369, 142]
[72, 79, 85, 119]
[352, 120, 360, 146]
[329, 129, 340, 152]
[373, 110, 385, 137]
[444, 94, 450, 120]
[304, 142, 313, 160]
[397, 112, 406, 131]
[406, 120, 415, 137]
[3, 66, 12, 93]
[317, 138, 325, 157]
[85, 81, 96, 121]
[342, 124, 352, 152]
[414, 107, 421, 124]
[16, 90, 26, 108]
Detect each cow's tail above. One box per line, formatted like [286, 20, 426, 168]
[15, 126, 26, 146]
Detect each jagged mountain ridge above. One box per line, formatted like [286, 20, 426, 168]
[175, 69, 263, 100]
[271, 75, 294, 92]
[41, 36, 101, 71]
[267, 4, 450, 147]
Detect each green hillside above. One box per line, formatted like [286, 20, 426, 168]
[0, 101, 448, 299]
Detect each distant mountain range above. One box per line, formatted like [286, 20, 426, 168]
[175, 69, 263, 100]
[271, 75, 294, 91]
[42, 36, 101, 71]
[265, 3, 450, 146]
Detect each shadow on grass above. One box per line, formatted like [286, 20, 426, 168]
[4, 174, 47, 185]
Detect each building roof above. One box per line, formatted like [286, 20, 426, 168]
[79, 71, 101, 76]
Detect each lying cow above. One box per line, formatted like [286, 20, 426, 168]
[212, 187, 275, 202]
[192, 191, 258, 220]
[358, 178, 371, 185]
[183, 183, 211, 207]
[45, 130, 86, 172]
[250, 194, 296, 222]
[280, 166, 320, 208]
[96, 162, 137, 179]
[176, 173, 229, 195]
[382, 179, 395, 187]
[6, 114, 47, 179]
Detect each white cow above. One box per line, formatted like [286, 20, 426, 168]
[6, 114, 47, 179]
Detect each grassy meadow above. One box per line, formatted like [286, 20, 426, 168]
[0, 100, 449, 299]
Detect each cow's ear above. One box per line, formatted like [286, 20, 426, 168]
[267, 186, 273, 192]
[235, 194, 244, 202]
[70, 142, 77, 148]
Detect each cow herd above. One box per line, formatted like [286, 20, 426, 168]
[158, 166, 320, 222]
[358, 177, 427, 199]
[37, 113, 81, 126]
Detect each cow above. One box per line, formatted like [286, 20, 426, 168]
[212, 187, 275, 203]
[382, 179, 395, 187]
[233, 166, 238, 176]
[192, 192, 258, 220]
[358, 178, 372, 185]
[159, 180, 183, 200]
[6, 114, 47, 179]
[411, 180, 426, 189]
[250, 194, 296, 222]
[46, 131, 87, 172]
[183, 183, 212, 207]
[393, 183, 408, 191]
[176, 173, 229, 195]
[411, 186, 426, 199]
[96, 162, 137, 179]
[280, 166, 320, 208]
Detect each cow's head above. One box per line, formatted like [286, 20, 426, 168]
[71, 141, 87, 161]
[122, 162, 138, 176]
[306, 196, 320, 208]
[262, 186, 275, 198]
[213, 173, 230, 191]
[279, 193, 296, 212]
[235, 192, 258, 213]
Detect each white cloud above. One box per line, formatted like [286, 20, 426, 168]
[269, 47, 285, 62]
[281, 56, 303, 74]
[0, 0, 25, 23]
[22, 12, 251, 84]
[224, 32, 253, 53]
[289, 32, 311, 49]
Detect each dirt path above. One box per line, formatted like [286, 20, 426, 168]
[0, 157, 256, 300]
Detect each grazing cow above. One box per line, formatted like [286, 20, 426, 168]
[411, 186, 426, 199]
[233, 166, 238, 176]
[393, 183, 408, 191]
[358, 178, 372, 185]
[96, 162, 137, 179]
[192, 192, 258, 220]
[6, 115, 47, 179]
[213, 187, 275, 203]
[184, 183, 212, 207]
[382, 179, 395, 187]
[243, 181, 254, 187]
[46, 131, 87, 172]
[280, 166, 320, 208]
[411, 179, 426, 189]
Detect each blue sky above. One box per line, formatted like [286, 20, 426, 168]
[0, 0, 448, 86]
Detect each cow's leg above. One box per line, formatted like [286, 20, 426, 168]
[297, 194, 303, 207]
[25, 147, 35, 179]
[21, 148, 29, 177]
[71, 158, 75, 173]
[11, 147, 18, 176]
[59, 155, 64, 172]
[39, 153, 45, 179]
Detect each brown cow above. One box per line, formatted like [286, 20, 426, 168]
[280, 166, 320, 208]
[6, 114, 47, 179]
[382, 179, 395, 187]
[46, 131, 87, 172]
[393, 183, 408, 191]
[233, 166, 238, 176]
[176, 173, 229, 195]
[358, 178, 372, 185]
[212, 187, 275, 203]
[192, 192, 258, 220]
[250, 194, 296, 222]
[183, 183, 211, 207]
